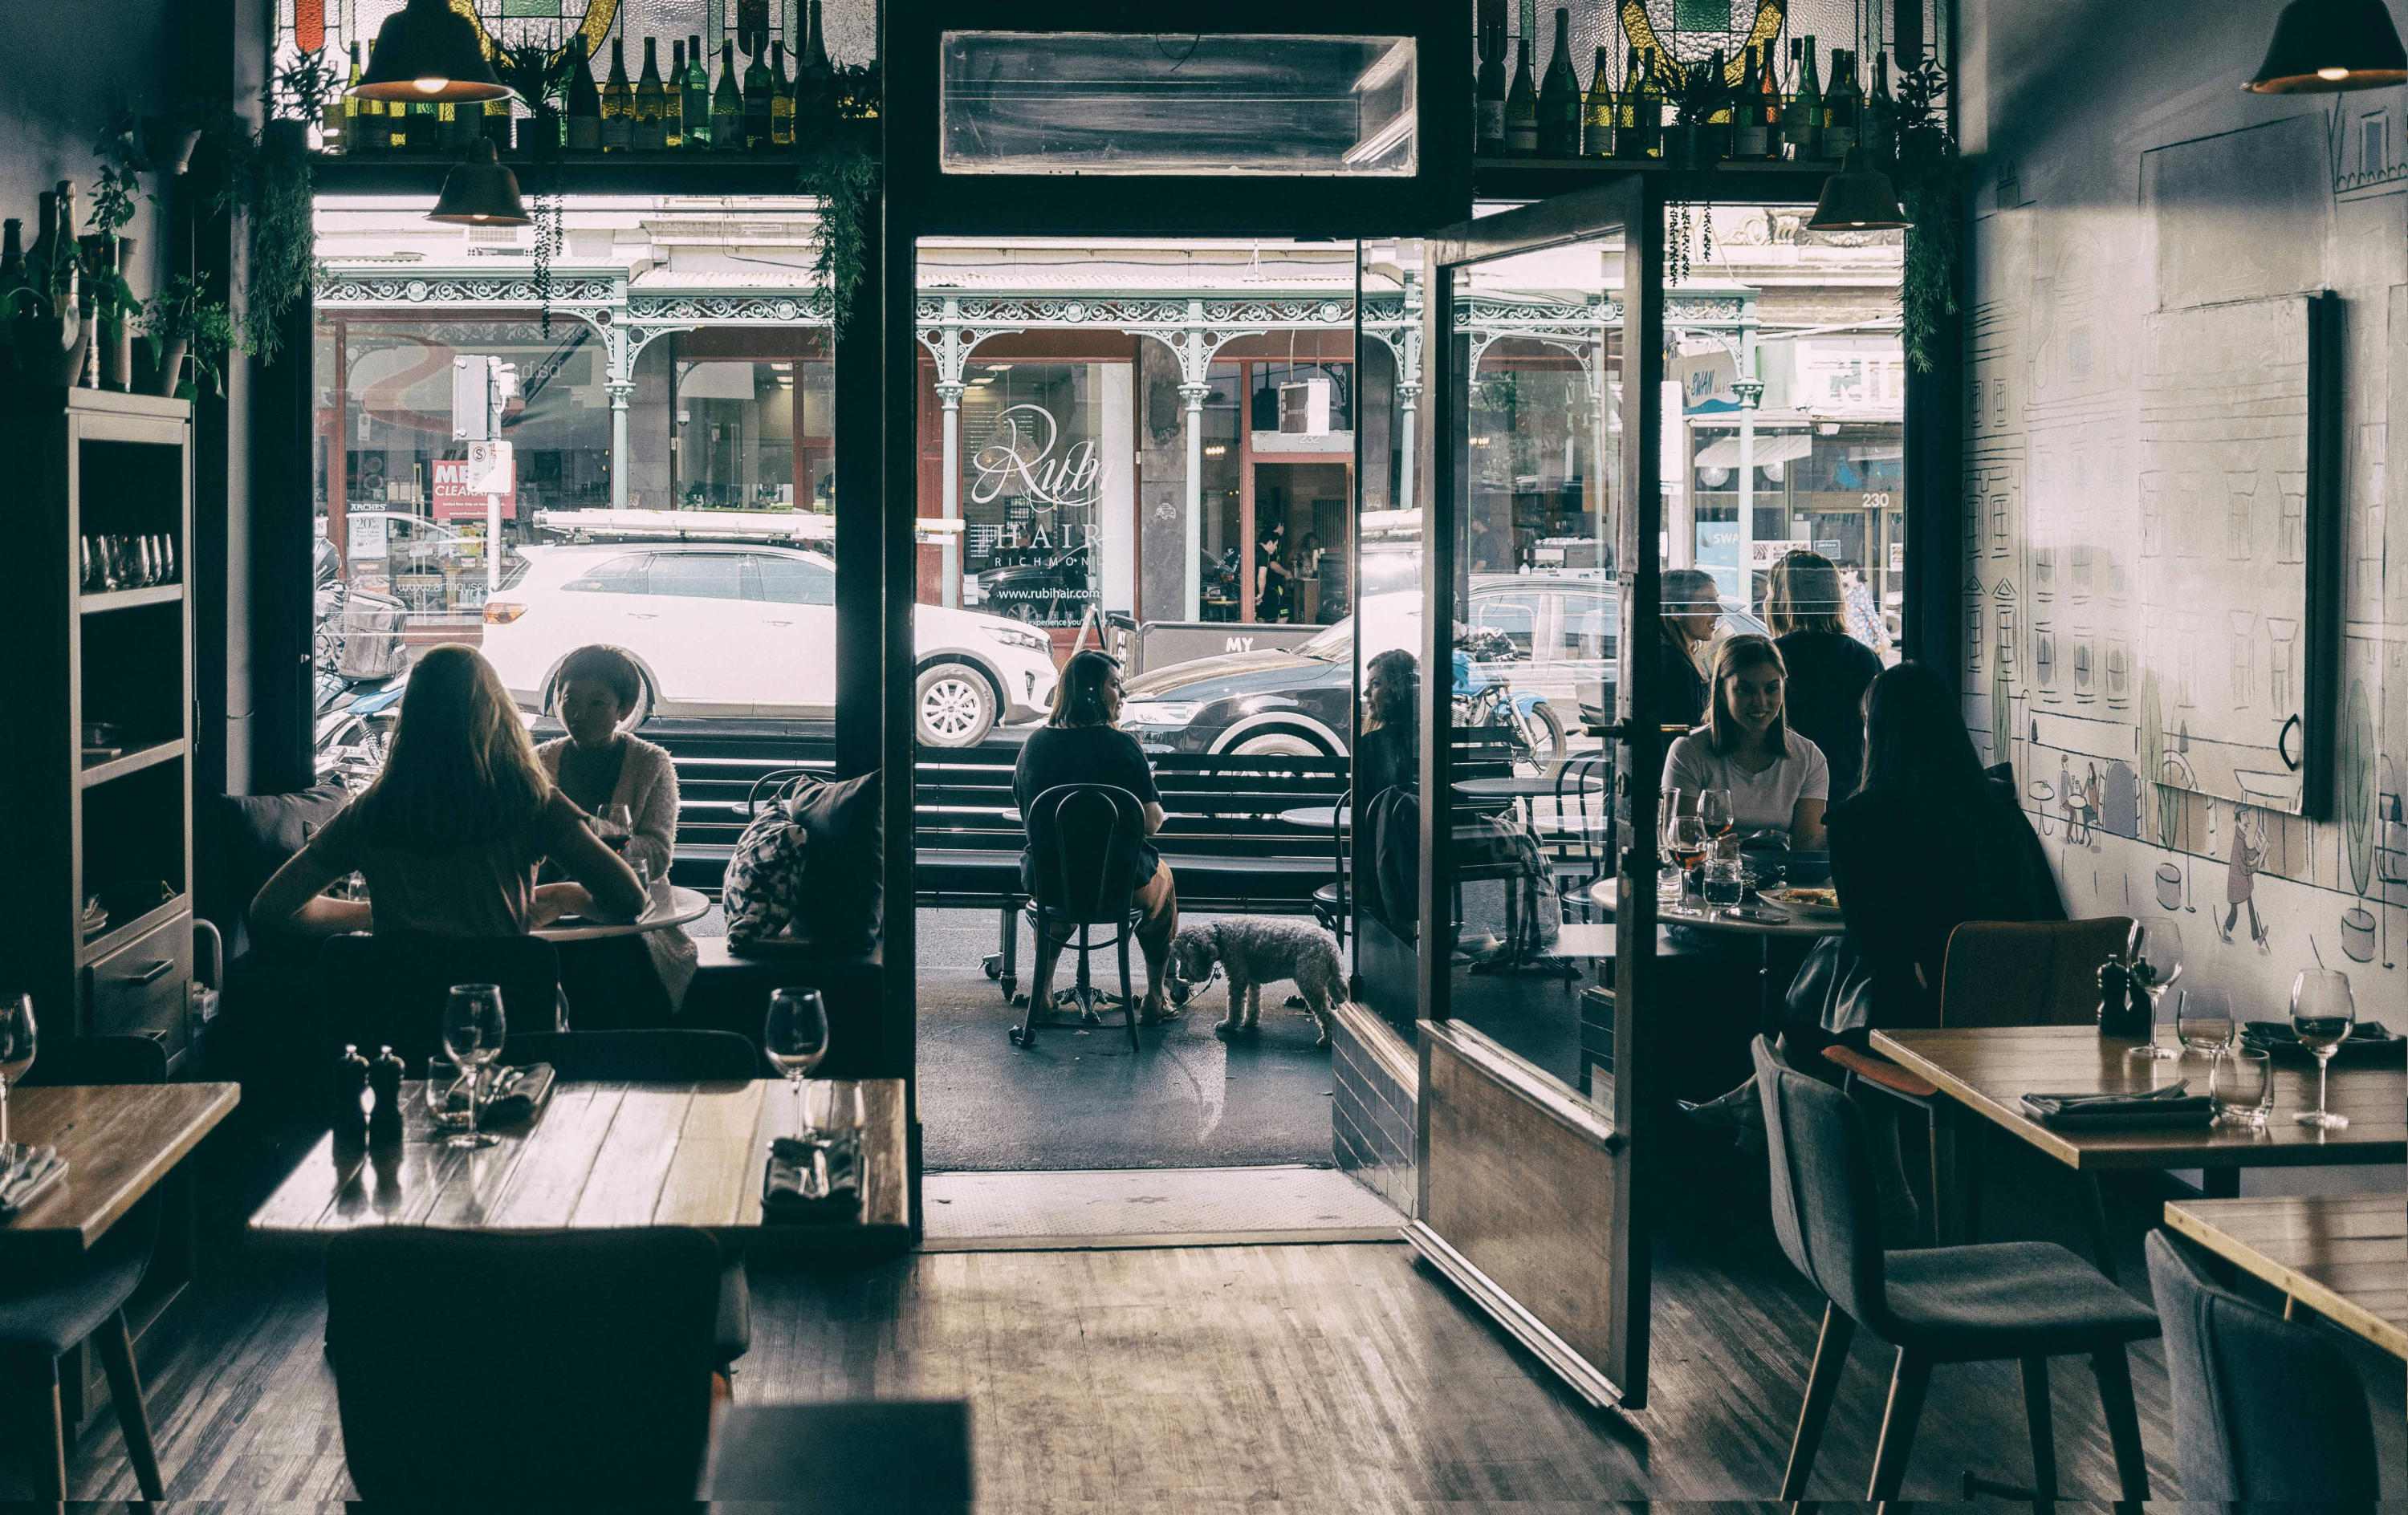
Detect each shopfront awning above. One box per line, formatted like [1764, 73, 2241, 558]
[1692, 433, 1813, 470]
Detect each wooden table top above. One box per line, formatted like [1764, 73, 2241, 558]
[247, 1078, 905, 1248]
[2163, 1194, 2408, 1359]
[2, 1082, 241, 1257]
[1869, 1026, 2406, 1171]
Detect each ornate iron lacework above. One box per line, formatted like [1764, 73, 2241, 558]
[628, 291, 836, 323]
[314, 274, 621, 307]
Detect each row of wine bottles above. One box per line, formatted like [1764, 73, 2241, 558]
[2, 183, 86, 319]
[1476, 4, 1901, 164]
[319, 4, 838, 156]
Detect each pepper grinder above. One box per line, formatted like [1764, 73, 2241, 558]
[334, 1044, 372, 1143]
[2094, 957, 2140, 1037]
[368, 1045, 406, 1144]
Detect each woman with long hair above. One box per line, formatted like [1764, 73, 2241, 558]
[1765, 550, 1884, 802]
[250, 644, 647, 940]
[1657, 566, 1723, 730]
[1661, 633, 1829, 851]
[1357, 647, 1418, 799]
[1012, 650, 1181, 1024]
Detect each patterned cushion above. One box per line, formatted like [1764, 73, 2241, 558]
[721, 806, 809, 947]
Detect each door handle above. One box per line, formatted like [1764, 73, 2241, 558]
[124, 959, 175, 985]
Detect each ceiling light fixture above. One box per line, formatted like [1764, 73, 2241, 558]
[353, 0, 515, 104]
[2246, 0, 2408, 90]
[1805, 147, 1912, 232]
[426, 140, 531, 225]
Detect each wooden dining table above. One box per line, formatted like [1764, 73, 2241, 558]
[2, 1082, 241, 1263]
[247, 1078, 906, 1253]
[2162, 1194, 2407, 1360]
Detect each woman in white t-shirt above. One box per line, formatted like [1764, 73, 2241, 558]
[1662, 634, 1829, 851]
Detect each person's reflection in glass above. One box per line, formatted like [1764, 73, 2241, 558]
[1659, 567, 1724, 731]
[1357, 649, 1420, 934]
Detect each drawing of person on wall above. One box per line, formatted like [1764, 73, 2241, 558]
[2219, 806, 2269, 951]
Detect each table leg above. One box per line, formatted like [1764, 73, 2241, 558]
[1759, 939, 1782, 1038]
[2081, 1173, 2120, 1283]
[1927, 1103, 1960, 1249]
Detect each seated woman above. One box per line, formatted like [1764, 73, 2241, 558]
[1766, 550, 1885, 802]
[250, 644, 646, 941]
[1356, 649, 1420, 933]
[535, 645, 697, 1026]
[1657, 567, 1724, 732]
[1013, 651, 1180, 1024]
[1662, 634, 1829, 852]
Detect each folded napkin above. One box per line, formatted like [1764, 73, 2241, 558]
[2020, 1082, 2214, 1129]
[0, 1145, 68, 1219]
[762, 1135, 861, 1224]
[2240, 1021, 2402, 1060]
[481, 1062, 555, 1125]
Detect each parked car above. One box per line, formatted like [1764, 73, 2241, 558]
[1117, 574, 1765, 757]
[481, 543, 1060, 745]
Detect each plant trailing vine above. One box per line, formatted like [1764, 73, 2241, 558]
[498, 40, 571, 332]
[1867, 55, 1964, 373]
[794, 59, 881, 325]
[188, 51, 334, 364]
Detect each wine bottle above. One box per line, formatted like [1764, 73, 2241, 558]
[1504, 35, 1539, 156]
[1787, 36, 1822, 160]
[1581, 45, 1614, 157]
[323, 45, 354, 152]
[1753, 42, 1785, 159]
[743, 36, 774, 148]
[601, 36, 635, 152]
[713, 39, 744, 152]
[405, 96, 437, 152]
[1869, 49, 1894, 159]
[636, 37, 668, 151]
[566, 34, 604, 152]
[771, 41, 796, 148]
[1611, 47, 1643, 158]
[1474, 0, 1506, 156]
[1633, 49, 1666, 159]
[800, 0, 834, 122]
[9, 210, 42, 319]
[683, 34, 712, 150]
[666, 39, 687, 148]
[1536, 8, 1580, 158]
[1822, 47, 1859, 157]
[1698, 47, 1730, 161]
[356, 44, 386, 154]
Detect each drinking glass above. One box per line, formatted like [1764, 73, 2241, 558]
[602, 802, 636, 854]
[440, 985, 506, 1148]
[2290, 969, 2355, 1130]
[2174, 984, 2235, 1055]
[1698, 788, 1734, 841]
[96, 537, 122, 592]
[1664, 813, 1708, 903]
[799, 1082, 866, 1199]
[133, 537, 160, 587]
[764, 988, 831, 1135]
[424, 1055, 471, 1131]
[0, 995, 35, 1156]
[1702, 855, 1746, 908]
[2211, 1044, 2273, 1130]
[154, 534, 177, 584]
[2125, 919, 2184, 1059]
[1656, 863, 1685, 909]
[79, 537, 99, 591]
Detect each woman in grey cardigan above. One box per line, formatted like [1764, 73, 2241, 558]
[536, 645, 698, 1018]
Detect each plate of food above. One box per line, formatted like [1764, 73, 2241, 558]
[1759, 886, 1842, 920]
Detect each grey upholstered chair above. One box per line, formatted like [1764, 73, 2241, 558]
[2144, 1229, 2381, 1503]
[1753, 1037, 2159, 1501]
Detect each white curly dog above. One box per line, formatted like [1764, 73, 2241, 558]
[1166, 917, 1344, 1049]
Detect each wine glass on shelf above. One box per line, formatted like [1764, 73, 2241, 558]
[0, 995, 35, 1157]
[764, 988, 831, 1136]
[2290, 969, 2355, 1130]
[440, 985, 506, 1149]
[2174, 982, 2235, 1056]
[2125, 919, 2183, 1059]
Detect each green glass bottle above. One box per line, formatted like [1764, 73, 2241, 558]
[1580, 45, 1614, 157]
[636, 36, 668, 151]
[600, 36, 635, 152]
[712, 39, 744, 152]
[682, 33, 712, 150]
[771, 41, 796, 148]
[1536, 8, 1580, 158]
[743, 37, 774, 148]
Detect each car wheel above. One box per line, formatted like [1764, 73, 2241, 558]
[917, 662, 998, 747]
[1226, 728, 1333, 758]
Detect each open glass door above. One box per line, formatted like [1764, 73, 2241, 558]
[1401, 178, 1665, 1408]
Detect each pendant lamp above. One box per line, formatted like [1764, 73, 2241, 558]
[427, 140, 531, 225]
[352, 0, 514, 104]
[2246, 0, 2408, 91]
[1806, 148, 1912, 233]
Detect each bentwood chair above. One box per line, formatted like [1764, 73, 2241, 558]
[1015, 784, 1148, 1052]
[1755, 1038, 2158, 1502]
[327, 1226, 722, 1502]
[0, 1036, 172, 1501]
[2144, 1230, 2380, 1503]
[1821, 916, 2132, 1253]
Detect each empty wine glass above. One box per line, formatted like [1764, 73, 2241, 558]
[2290, 969, 2355, 1130]
[764, 988, 830, 1135]
[0, 995, 35, 1156]
[2125, 919, 2184, 1059]
[441, 985, 506, 1149]
[2174, 983, 2235, 1055]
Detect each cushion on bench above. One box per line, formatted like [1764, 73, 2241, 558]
[1822, 1043, 1939, 1099]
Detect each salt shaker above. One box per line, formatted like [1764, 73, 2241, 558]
[334, 1044, 372, 1142]
[368, 1045, 405, 1143]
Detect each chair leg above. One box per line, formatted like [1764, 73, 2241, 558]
[1961, 1121, 1986, 1245]
[35, 1372, 67, 1501]
[2019, 1355, 2056, 1501]
[1865, 1349, 1933, 1501]
[2079, 1174, 2120, 1282]
[1780, 1302, 1857, 1500]
[2088, 1346, 2150, 1503]
[1117, 929, 1138, 1050]
[1927, 1103, 1959, 1248]
[999, 900, 1021, 1002]
[95, 1310, 165, 1501]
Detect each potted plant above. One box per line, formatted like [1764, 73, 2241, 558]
[1666, 58, 1733, 171]
[140, 274, 239, 397]
[81, 115, 153, 388]
[498, 43, 568, 157]
[1865, 55, 1963, 372]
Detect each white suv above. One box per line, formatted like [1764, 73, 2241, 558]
[482, 543, 1059, 745]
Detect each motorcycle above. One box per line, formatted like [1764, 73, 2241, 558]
[313, 562, 412, 786]
[1453, 627, 1565, 771]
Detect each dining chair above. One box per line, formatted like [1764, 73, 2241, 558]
[1309, 787, 1350, 949]
[1754, 1037, 2158, 1503]
[316, 930, 561, 1070]
[325, 1225, 722, 1502]
[1, 1035, 172, 1501]
[1016, 783, 1148, 1052]
[703, 1400, 974, 1509]
[2143, 1229, 2379, 1503]
[1821, 916, 2132, 1253]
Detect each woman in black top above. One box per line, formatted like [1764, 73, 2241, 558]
[1014, 651, 1182, 1024]
[1657, 567, 1722, 730]
[1767, 550, 1885, 802]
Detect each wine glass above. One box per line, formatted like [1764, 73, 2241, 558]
[440, 985, 506, 1149]
[764, 988, 831, 1135]
[2174, 983, 2235, 1056]
[1663, 813, 1709, 908]
[603, 802, 636, 853]
[0, 995, 35, 1156]
[1697, 788, 1734, 841]
[2290, 969, 2355, 1130]
[2125, 919, 2184, 1060]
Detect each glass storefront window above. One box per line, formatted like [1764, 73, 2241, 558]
[957, 361, 1128, 628]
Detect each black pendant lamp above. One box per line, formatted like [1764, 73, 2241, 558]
[1806, 148, 1912, 233]
[2246, 0, 2408, 91]
[352, 0, 514, 104]
[428, 140, 531, 225]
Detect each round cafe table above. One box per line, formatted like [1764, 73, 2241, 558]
[534, 883, 710, 944]
[1450, 774, 1568, 802]
[1278, 805, 1351, 831]
[1658, 893, 1837, 1034]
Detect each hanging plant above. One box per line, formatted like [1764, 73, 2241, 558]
[1867, 56, 1964, 373]
[191, 52, 335, 364]
[497, 40, 571, 333]
[794, 59, 881, 324]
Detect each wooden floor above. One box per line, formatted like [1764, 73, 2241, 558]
[33, 1160, 2408, 1508]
